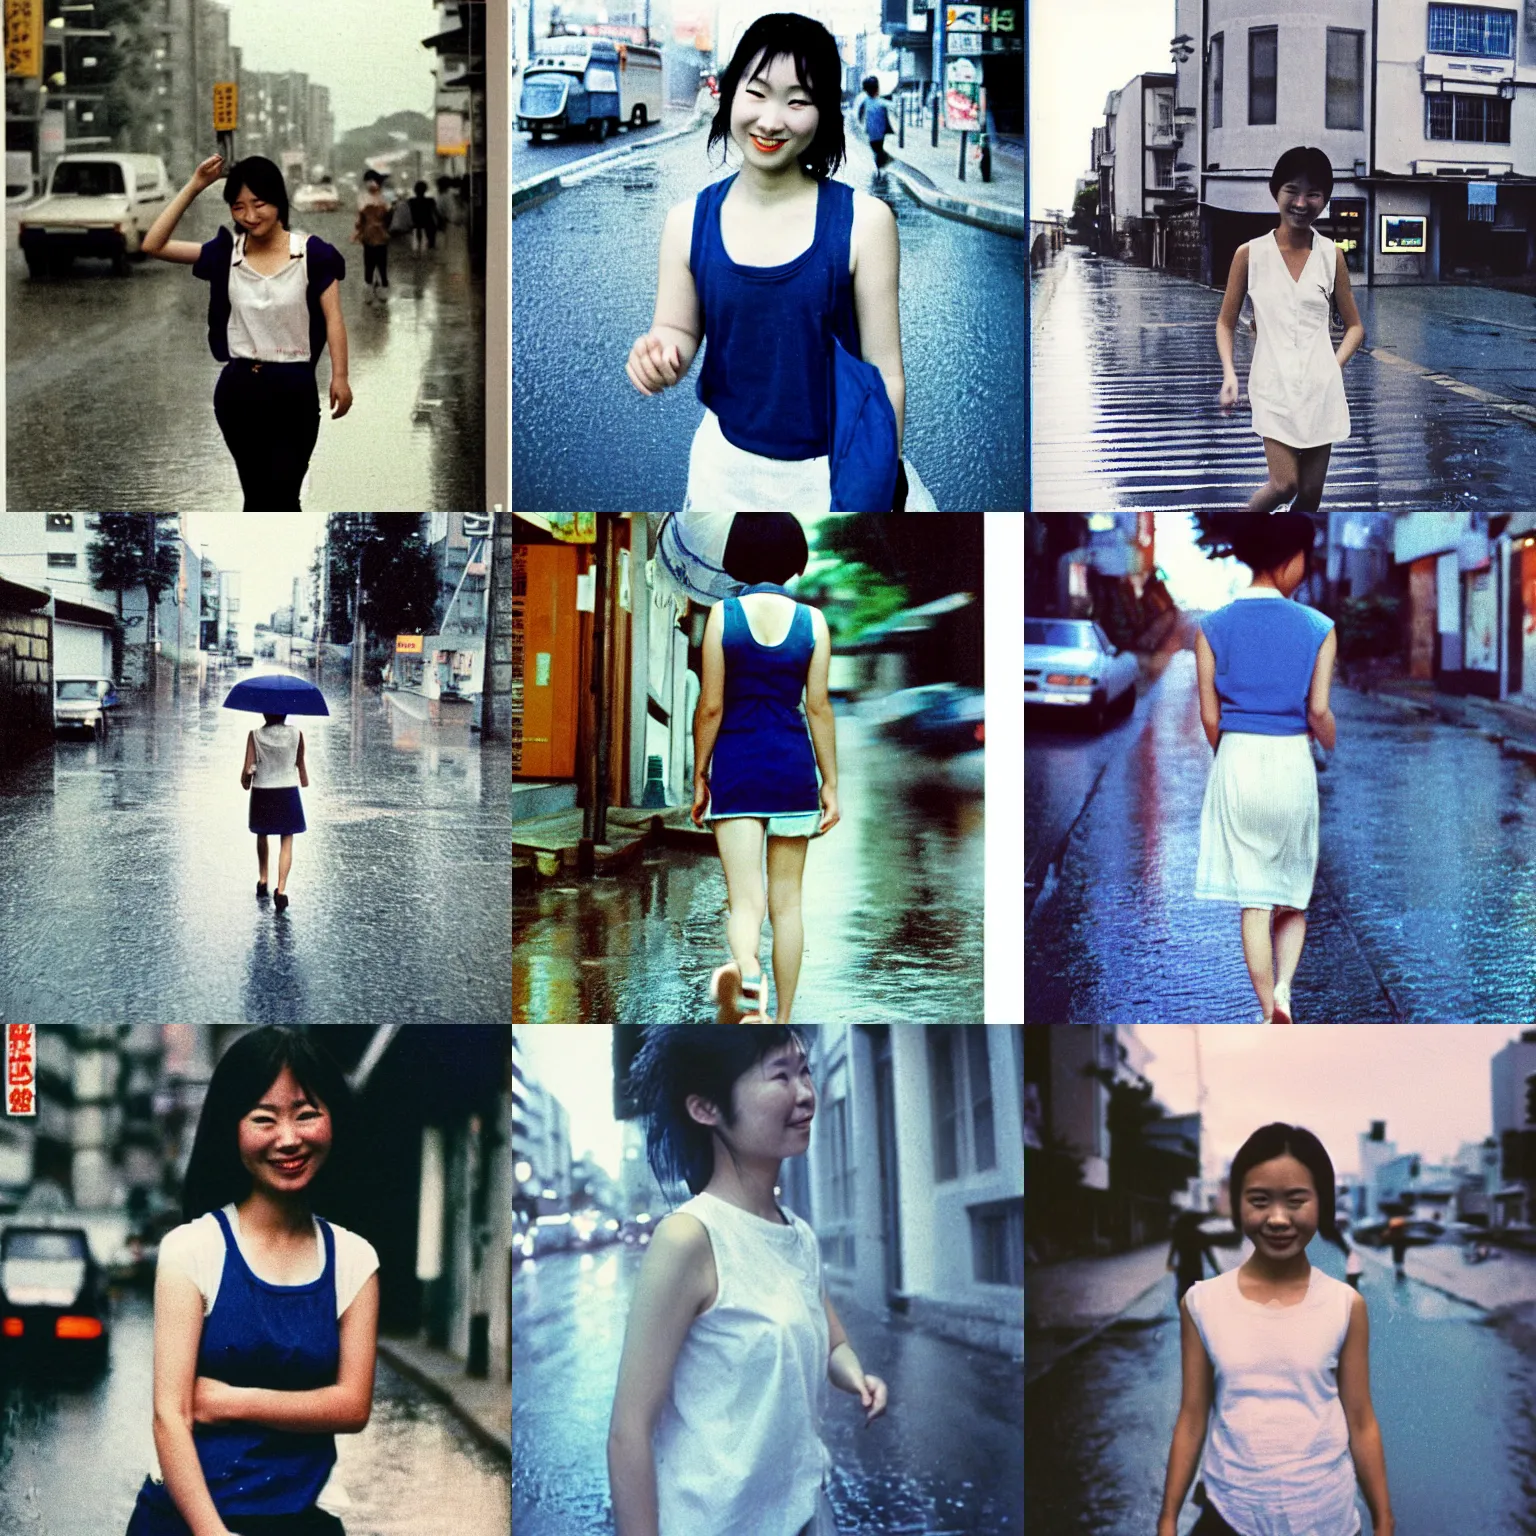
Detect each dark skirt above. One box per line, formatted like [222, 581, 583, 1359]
[126, 1480, 345, 1535]
[249, 786, 307, 836]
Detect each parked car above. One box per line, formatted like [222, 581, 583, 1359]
[1025, 617, 1138, 730]
[18, 153, 172, 277]
[875, 683, 985, 754]
[291, 182, 340, 213]
[53, 676, 117, 739]
[0, 1225, 110, 1372]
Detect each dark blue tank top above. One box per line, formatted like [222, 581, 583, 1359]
[690, 174, 862, 461]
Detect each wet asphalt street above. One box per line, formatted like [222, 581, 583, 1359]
[1032, 245, 1536, 511]
[510, 98, 699, 181]
[513, 1243, 1023, 1535]
[1026, 1238, 1536, 1536]
[1026, 644, 1536, 1023]
[5, 200, 483, 512]
[514, 708, 985, 1024]
[512, 122, 1026, 513]
[0, 663, 511, 1026]
[0, 1289, 511, 1536]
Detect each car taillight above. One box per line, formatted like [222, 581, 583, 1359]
[1045, 673, 1094, 686]
[974, 722, 984, 743]
[55, 1316, 103, 1340]
[2, 1317, 22, 1337]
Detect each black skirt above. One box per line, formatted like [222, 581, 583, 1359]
[249, 786, 307, 835]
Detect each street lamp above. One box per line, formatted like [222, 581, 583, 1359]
[515, 1160, 532, 1183]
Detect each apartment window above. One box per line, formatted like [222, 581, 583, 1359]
[1155, 91, 1172, 136]
[1209, 33, 1223, 129]
[1152, 148, 1175, 189]
[46, 514, 73, 532]
[930, 1030, 959, 1182]
[1427, 3, 1515, 57]
[1326, 29, 1365, 130]
[1249, 27, 1277, 124]
[969, 1198, 1024, 1286]
[1427, 91, 1512, 142]
[823, 1097, 854, 1269]
[966, 1027, 996, 1171]
[47, 553, 77, 569]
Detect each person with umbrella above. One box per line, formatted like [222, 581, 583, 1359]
[1386, 1215, 1410, 1280]
[225, 674, 328, 914]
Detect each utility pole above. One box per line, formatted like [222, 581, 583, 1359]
[480, 512, 512, 741]
[351, 534, 366, 698]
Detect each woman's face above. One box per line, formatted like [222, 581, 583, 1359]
[230, 187, 281, 239]
[237, 1064, 333, 1198]
[692, 1039, 817, 1162]
[1274, 174, 1327, 231]
[730, 50, 820, 169]
[1239, 1152, 1320, 1259]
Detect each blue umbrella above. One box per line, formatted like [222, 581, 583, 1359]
[222, 672, 330, 717]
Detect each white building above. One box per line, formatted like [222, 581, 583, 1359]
[1095, 72, 1180, 265]
[1491, 1031, 1536, 1225]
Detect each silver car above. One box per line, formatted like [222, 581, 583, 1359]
[1025, 617, 1138, 730]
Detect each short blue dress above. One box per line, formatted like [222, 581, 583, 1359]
[704, 583, 823, 837]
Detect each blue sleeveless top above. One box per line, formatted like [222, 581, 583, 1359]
[1199, 592, 1335, 735]
[706, 584, 822, 817]
[690, 175, 862, 461]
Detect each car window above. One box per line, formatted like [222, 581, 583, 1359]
[3, 1231, 87, 1261]
[1092, 624, 1115, 654]
[1025, 620, 1094, 648]
[51, 162, 126, 197]
[57, 681, 100, 700]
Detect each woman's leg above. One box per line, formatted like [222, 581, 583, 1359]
[712, 818, 767, 988]
[256, 834, 269, 885]
[766, 835, 809, 1022]
[1291, 444, 1333, 512]
[1240, 907, 1276, 1020]
[214, 364, 263, 509]
[1273, 906, 1307, 993]
[1245, 438, 1301, 512]
[266, 369, 322, 511]
[277, 834, 294, 894]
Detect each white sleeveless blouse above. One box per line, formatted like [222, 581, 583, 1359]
[227, 230, 312, 363]
[1185, 1265, 1362, 1536]
[250, 721, 302, 789]
[652, 1191, 831, 1536]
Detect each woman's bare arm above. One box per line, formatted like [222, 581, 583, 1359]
[1332, 251, 1366, 369]
[152, 1266, 233, 1536]
[693, 602, 726, 783]
[296, 731, 310, 789]
[804, 608, 837, 789]
[852, 193, 904, 453]
[608, 1213, 714, 1536]
[1157, 1297, 1214, 1536]
[1308, 629, 1337, 751]
[627, 198, 704, 395]
[241, 731, 256, 789]
[195, 1274, 378, 1434]
[1338, 1291, 1393, 1534]
[1215, 245, 1250, 401]
[1195, 627, 1221, 750]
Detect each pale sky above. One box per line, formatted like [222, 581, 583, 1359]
[1133, 1026, 1523, 1182]
[1030, 0, 1176, 220]
[515, 1027, 626, 1180]
[1153, 512, 1248, 611]
[185, 513, 325, 637]
[225, 0, 439, 134]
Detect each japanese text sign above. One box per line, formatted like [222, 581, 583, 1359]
[7, 1023, 36, 1116]
[5, 0, 41, 79]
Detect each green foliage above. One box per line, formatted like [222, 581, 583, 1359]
[324, 515, 438, 646]
[86, 514, 181, 622]
[1334, 593, 1402, 662]
[792, 558, 907, 646]
[1068, 181, 1098, 240]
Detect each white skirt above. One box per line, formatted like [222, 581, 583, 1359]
[1195, 732, 1319, 911]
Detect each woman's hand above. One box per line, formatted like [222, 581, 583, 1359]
[192, 1376, 239, 1425]
[854, 1371, 887, 1427]
[690, 776, 710, 828]
[818, 784, 840, 834]
[188, 154, 226, 194]
[1156, 1518, 1178, 1536]
[330, 377, 353, 419]
[1217, 374, 1240, 412]
[241, 770, 253, 790]
[626, 331, 683, 395]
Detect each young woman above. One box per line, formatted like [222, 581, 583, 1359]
[1158, 1122, 1393, 1536]
[625, 12, 910, 513]
[143, 155, 351, 511]
[1216, 147, 1365, 513]
[125, 1028, 379, 1536]
[608, 1026, 887, 1536]
[689, 515, 839, 1023]
[241, 712, 310, 915]
[1194, 513, 1336, 1022]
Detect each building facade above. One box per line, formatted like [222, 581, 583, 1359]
[1095, 72, 1180, 265]
[1491, 1031, 1536, 1225]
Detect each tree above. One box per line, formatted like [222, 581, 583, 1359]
[87, 513, 180, 635]
[1069, 182, 1099, 245]
[323, 515, 437, 652]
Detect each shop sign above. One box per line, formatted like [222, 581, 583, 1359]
[212, 81, 238, 132]
[946, 4, 983, 27]
[436, 109, 469, 157]
[5, 0, 41, 80]
[1465, 568, 1497, 671]
[396, 634, 424, 654]
[945, 56, 981, 129]
[1380, 213, 1427, 253]
[6, 1023, 35, 1117]
[947, 30, 982, 55]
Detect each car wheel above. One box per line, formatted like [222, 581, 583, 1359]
[593, 116, 612, 141]
[631, 105, 648, 128]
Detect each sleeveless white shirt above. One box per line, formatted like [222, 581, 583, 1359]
[652, 1191, 831, 1536]
[227, 230, 312, 362]
[250, 722, 302, 789]
[1185, 1265, 1362, 1536]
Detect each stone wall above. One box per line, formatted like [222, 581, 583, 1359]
[0, 606, 52, 761]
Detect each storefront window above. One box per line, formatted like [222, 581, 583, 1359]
[1209, 33, 1223, 130]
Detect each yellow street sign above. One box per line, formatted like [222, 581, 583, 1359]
[213, 80, 238, 133]
[5, 0, 42, 79]
[396, 634, 424, 655]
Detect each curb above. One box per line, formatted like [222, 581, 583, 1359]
[1025, 1270, 1171, 1388]
[884, 158, 1025, 240]
[512, 115, 705, 215]
[375, 1339, 510, 1464]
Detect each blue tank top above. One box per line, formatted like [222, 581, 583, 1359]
[691, 174, 862, 461]
[1200, 593, 1335, 735]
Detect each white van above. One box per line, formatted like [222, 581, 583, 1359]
[18, 154, 173, 277]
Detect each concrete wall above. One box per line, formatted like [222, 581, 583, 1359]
[0, 604, 52, 762]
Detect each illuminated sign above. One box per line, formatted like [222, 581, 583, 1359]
[1380, 214, 1427, 253]
[396, 634, 424, 654]
[213, 81, 238, 132]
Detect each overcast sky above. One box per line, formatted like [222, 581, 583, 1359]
[185, 513, 325, 636]
[1030, 0, 1175, 220]
[516, 1028, 626, 1181]
[1134, 1026, 1523, 1182]
[1154, 512, 1248, 611]
[225, 0, 439, 134]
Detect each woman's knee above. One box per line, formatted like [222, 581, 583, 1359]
[1269, 472, 1299, 501]
[767, 884, 802, 921]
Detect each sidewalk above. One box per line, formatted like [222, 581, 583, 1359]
[377, 1334, 509, 1463]
[513, 801, 708, 878]
[1345, 674, 1536, 767]
[875, 111, 1024, 238]
[1354, 1237, 1536, 1315]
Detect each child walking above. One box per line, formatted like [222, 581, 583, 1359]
[241, 712, 309, 914]
[1158, 1122, 1393, 1536]
[1215, 147, 1365, 512]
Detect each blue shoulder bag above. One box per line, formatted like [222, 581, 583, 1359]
[823, 235, 899, 513]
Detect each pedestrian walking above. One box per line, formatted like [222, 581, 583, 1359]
[353, 172, 391, 303]
[1158, 1122, 1394, 1536]
[1168, 1209, 1221, 1305]
[1193, 513, 1337, 1023]
[142, 154, 351, 511]
[1216, 147, 1366, 513]
[407, 180, 441, 251]
[1387, 1217, 1410, 1280]
[688, 515, 839, 1023]
[124, 1027, 379, 1536]
[625, 11, 922, 513]
[609, 1027, 886, 1536]
[856, 75, 891, 172]
[241, 712, 309, 915]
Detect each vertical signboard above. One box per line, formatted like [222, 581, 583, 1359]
[5, 0, 41, 79]
[6, 1023, 36, 1116]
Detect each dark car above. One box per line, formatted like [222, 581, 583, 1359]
[0, 1225, 110, 1371]
[876, 683, 985, 755]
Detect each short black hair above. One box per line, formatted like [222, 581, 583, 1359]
[722, 513, 809, 585]
[1194, 512, 1317, 578]
[862, 75, 879, 94]
[1228, 1122, 1339, 1242]
[1269, 145, 1334, 202]
[628, 1026, 813, 1196]
[180, 1027, 356, 1223]
[708, 12, 847, 180]
[261, 712, 288, 724]
[414, 180, 428, 196]
[223, 156, 290, 230]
